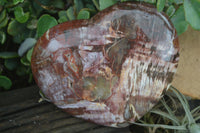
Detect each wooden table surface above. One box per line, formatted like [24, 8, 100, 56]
[0, 86, 132, 133]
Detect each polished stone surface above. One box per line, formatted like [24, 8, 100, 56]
[31, 2, 179, 127]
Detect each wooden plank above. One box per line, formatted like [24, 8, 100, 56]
[0, 86, 40, 107]
[0, 86, 131, 133]
[81, 126, 132, 133]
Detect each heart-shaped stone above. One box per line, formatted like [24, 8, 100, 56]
[31, 2, 179, 127]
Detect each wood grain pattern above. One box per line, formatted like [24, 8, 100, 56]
[172, 27, 200, 99]
[0, 86, 131, 133]
[31, 2, 179, 127]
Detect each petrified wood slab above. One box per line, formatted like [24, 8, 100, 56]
[31, 2, 179, 127]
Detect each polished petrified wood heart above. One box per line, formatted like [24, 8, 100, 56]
[31, 2, 179, 127]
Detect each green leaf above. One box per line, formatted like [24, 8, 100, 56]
[150, 110, 180, 125]
[171, 6, 189, 35]
[0, 9, 6, 23]
[86, 4, 96, 10]
[12, 28, 33, 44]
[189, 124, 200, 133]
[58, 10, 68, 23]
[121, 0, 129, 2]
[144, 0, 156, 4]
[14, 7, 30, 23]
[20, 56, 30, 66]
[18, 38, 36, 56]
[58, 16, 68, 24]
[27, 18, 37, 29]
[157, 0, 165, 12]
[16, 65, 27, 76]
[191, 105, 200, 114]
[171, 6, 185, 23]
[92, 0, 100, 10]
[184, 0, 200, 30]
[83, 0, 94, 4]
[0, 0, 7, 6]
[170, 86, 195, 125]
[4, 59, 19, 71]
[195, 116, 200, 121]
[166, 5, 175, 18]
[37, 14, 58, 38]
[32, 0, 43, 15]
[67, 6, 76, 20]
[74, 0, 84, 14]
[132, 122, 187, 130]
[26, 47, 33, 62]
[174, 0, 183, 5]
[39, 90, 51, 102]
[7, 20, 26, 36]
[174, 21, 188, 35]
[0, 31, 6, 44]
[0, 16, 8, 29]
[77, 10, 90, 20]
[167, 0, 174, 4]
[50, 0, 65, 9]
[0, 75, 12, 90]
[0, 52, 19, 59]
[99, 0, 117, 11]
[81, 8, 97, 15]
[13, 0, 24, 5]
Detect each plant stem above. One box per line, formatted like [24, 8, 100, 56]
[132, 122, 187, 130]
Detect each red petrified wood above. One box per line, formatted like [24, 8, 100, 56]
[31, 2, 179, 127]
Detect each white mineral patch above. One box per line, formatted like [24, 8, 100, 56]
[47, 39, 63, 52]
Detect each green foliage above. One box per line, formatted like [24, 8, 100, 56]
[37, 14, 58, 38]
[92, 0, 100, 10]
[66, 6, 76, 20]
[0, 31, 6, 44]
[26, 47, 33, 62]
[20, 55, 30, 66]
[132, 86, 200, 133]
[7, 20, 26, 36]
[74, 0, 84, 14]
[4, 58, 19, 71]
[0, 0, 200, 92]
[0, 52, 19, 59]
[13, 0, 24, 5]
[0, 0, 8, 6]
[0, 10, 6, 22]
[99, 0, 117, 10]
[0, 16, 8, 29]
[157, 0, 166, 12]
[58, 11, 68, 23]
[77, 10, 90, 20]
[0, 75, 12, 90]
[166, 5, 175, 18]
[14, 6, 30, 23]
[171, 6, 189, 35]
[184, 0, 200, 30]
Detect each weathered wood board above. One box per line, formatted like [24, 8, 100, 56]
[0, 86, 131, 133]
[172, 27, 200, 99]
